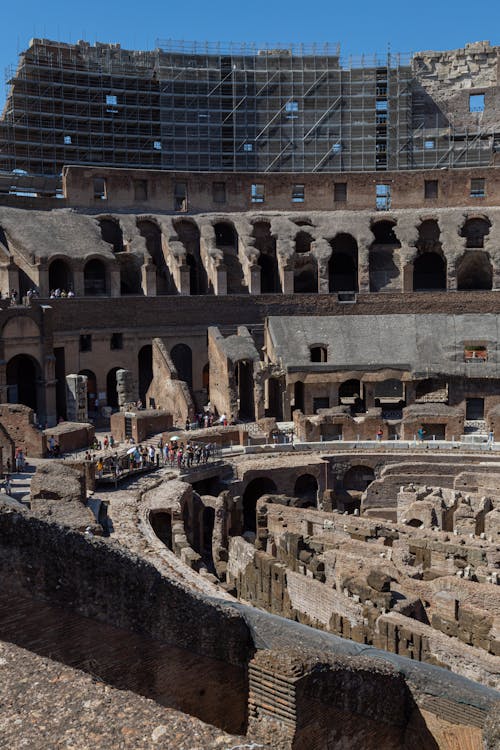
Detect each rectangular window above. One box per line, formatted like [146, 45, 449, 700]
[174, 182, 187, 211]
[331, 142, 342, 154]
[334, 182, 347, 202]
[376, 183, 391, 210]
[106, 94, 117, 106]
[79, 334, 92, 353]
[212, 181, 226, 203]
[251, 183, 265, 203]
[425, 180, 438, 199]
[243, 143, 253, 152]
[63, 135, 72, 145]
[153, 141, 162, 150]
[424, 140, 435, 149]
[292, 184, 305, 202]
[464, 345, 488, 362]
[93, 177, 106, 200]
[133, 179, 148, 201]
[469, 93, 485, 112]
[313, 397, 330, 413]
[110, 333, 123, 350]
[285, 101, 299, 113]
[470, 178, 485, 198]
[376, 100, 388, 111]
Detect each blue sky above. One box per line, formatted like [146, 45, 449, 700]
[1, 0, 500, 103]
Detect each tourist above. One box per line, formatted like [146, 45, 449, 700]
[417, 426, 426, 443]
[376, 427, 383, 441]
[109, 434, 115, 448]
[96, 458, 104, 478]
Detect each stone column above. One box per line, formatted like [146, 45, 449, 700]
[142, 263, 157, 296]
[116, 368, 136, 409]
[109, 267, 121, 297]
[66, 373, 88, 422]
[36, 263, 49, 298]
[249, 265, 261, 295]
[72, 263, 85, 297]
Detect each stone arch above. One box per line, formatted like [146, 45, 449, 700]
[343, 465, 375, 491]
[171, 343, 193, 388]
[413, 220, 446, 291]
[174, 219, 207, 295]
[339, 379, 364, 410]
[456, 251, 492, 290]
[6, 354, 41, 411]
[48, 258, 73, 293]
[99, 217, 123, 253]
[294, 473, 318, 506]
[106, 367, 122, 409]
[137, 218, 170, 294]
[328, 234, 358, 292]
[84, 258, 107, 296]
[460, 217, 491, 249]
[138, 345, 153, 405]
[369, 220, 401, 292]
[242, 476, 277, 533]
[295, 231, 313, 254]
[253, 220, 280, 293]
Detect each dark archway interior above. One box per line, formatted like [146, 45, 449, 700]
[99, 218, 123, 253]
[138, 345, 153, 405]
[456, 251, 492, 290]
[295, 231, 313, 253]
[242, 477, 277, 533]
[294, 264, 317, 293]
[137, 219, 170, 294]
[293, 381, 304, 412]
[294, 474, 318, 505]
[461, 218, 490, 248]
[343, 465, 375, 492]
[171, 343, 193, 388]
[84, 259, 107, 295]
[175, 219, 207, 295]
[106, 367, 121, 409]
[371, 220, 399, 244]
[214, 222, 237, 247]
[254, 221, 280, 293]
[49, 259, 73, 292]
[119, 255, 142, 295]
[150, 511, 172, 549]
[267, 377, 283, 420]
[329, 234, 358, 292]
[413, 252, 446, 291]
[6, 355, 39, 411]
[369, 221, 401, 292]
[235, 360, 255, 420]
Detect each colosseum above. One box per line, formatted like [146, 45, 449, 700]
[0, 37, 499, 749]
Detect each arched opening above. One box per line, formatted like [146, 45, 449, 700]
[374, 379, 405, 408]
[242, 477, 277, 533]
[293, 381, 304, 413]
[413, 252, 446, 291]
[99, 218, 123, 253]
[294, 262, 317, 293]
[369, 220, 401, 292]
[415, 378, 448, 403]
[214, 221, 237, 247]
[267, 377, 284, 420]
[79, 369, 97, 415]
[339, 379, 364, 411]
[202, 506, 215, 561]
[414, 220, 446, 291]
[295, 231, 313, 254]
[456, 251, 492, 290]
[253, 221, 280, 293]
[328, 234, 358, 292]
[171, 343, 193, 389]
[118, 255, 142, 295]
[294, 474, 318, 506]
[235, 360, 255, 420]
[6, 354, 40, 411]
[407, 518, 423, 529]
[150, 511, 172, 549]
[174, 219, 207, 294]
[214, 221, 245, 294]
[106, 367, 121, 409]
[341, 465, 375, 512]
[138, 345, 153, 406]
[84, 258, 107, 296]
[310, 346, 327, 362]
[137, 219, 170, 294]
[49, 259, 73, 293]
[460, 217, 490, 249]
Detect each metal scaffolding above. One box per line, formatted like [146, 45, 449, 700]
[0, 38, 497, 176]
